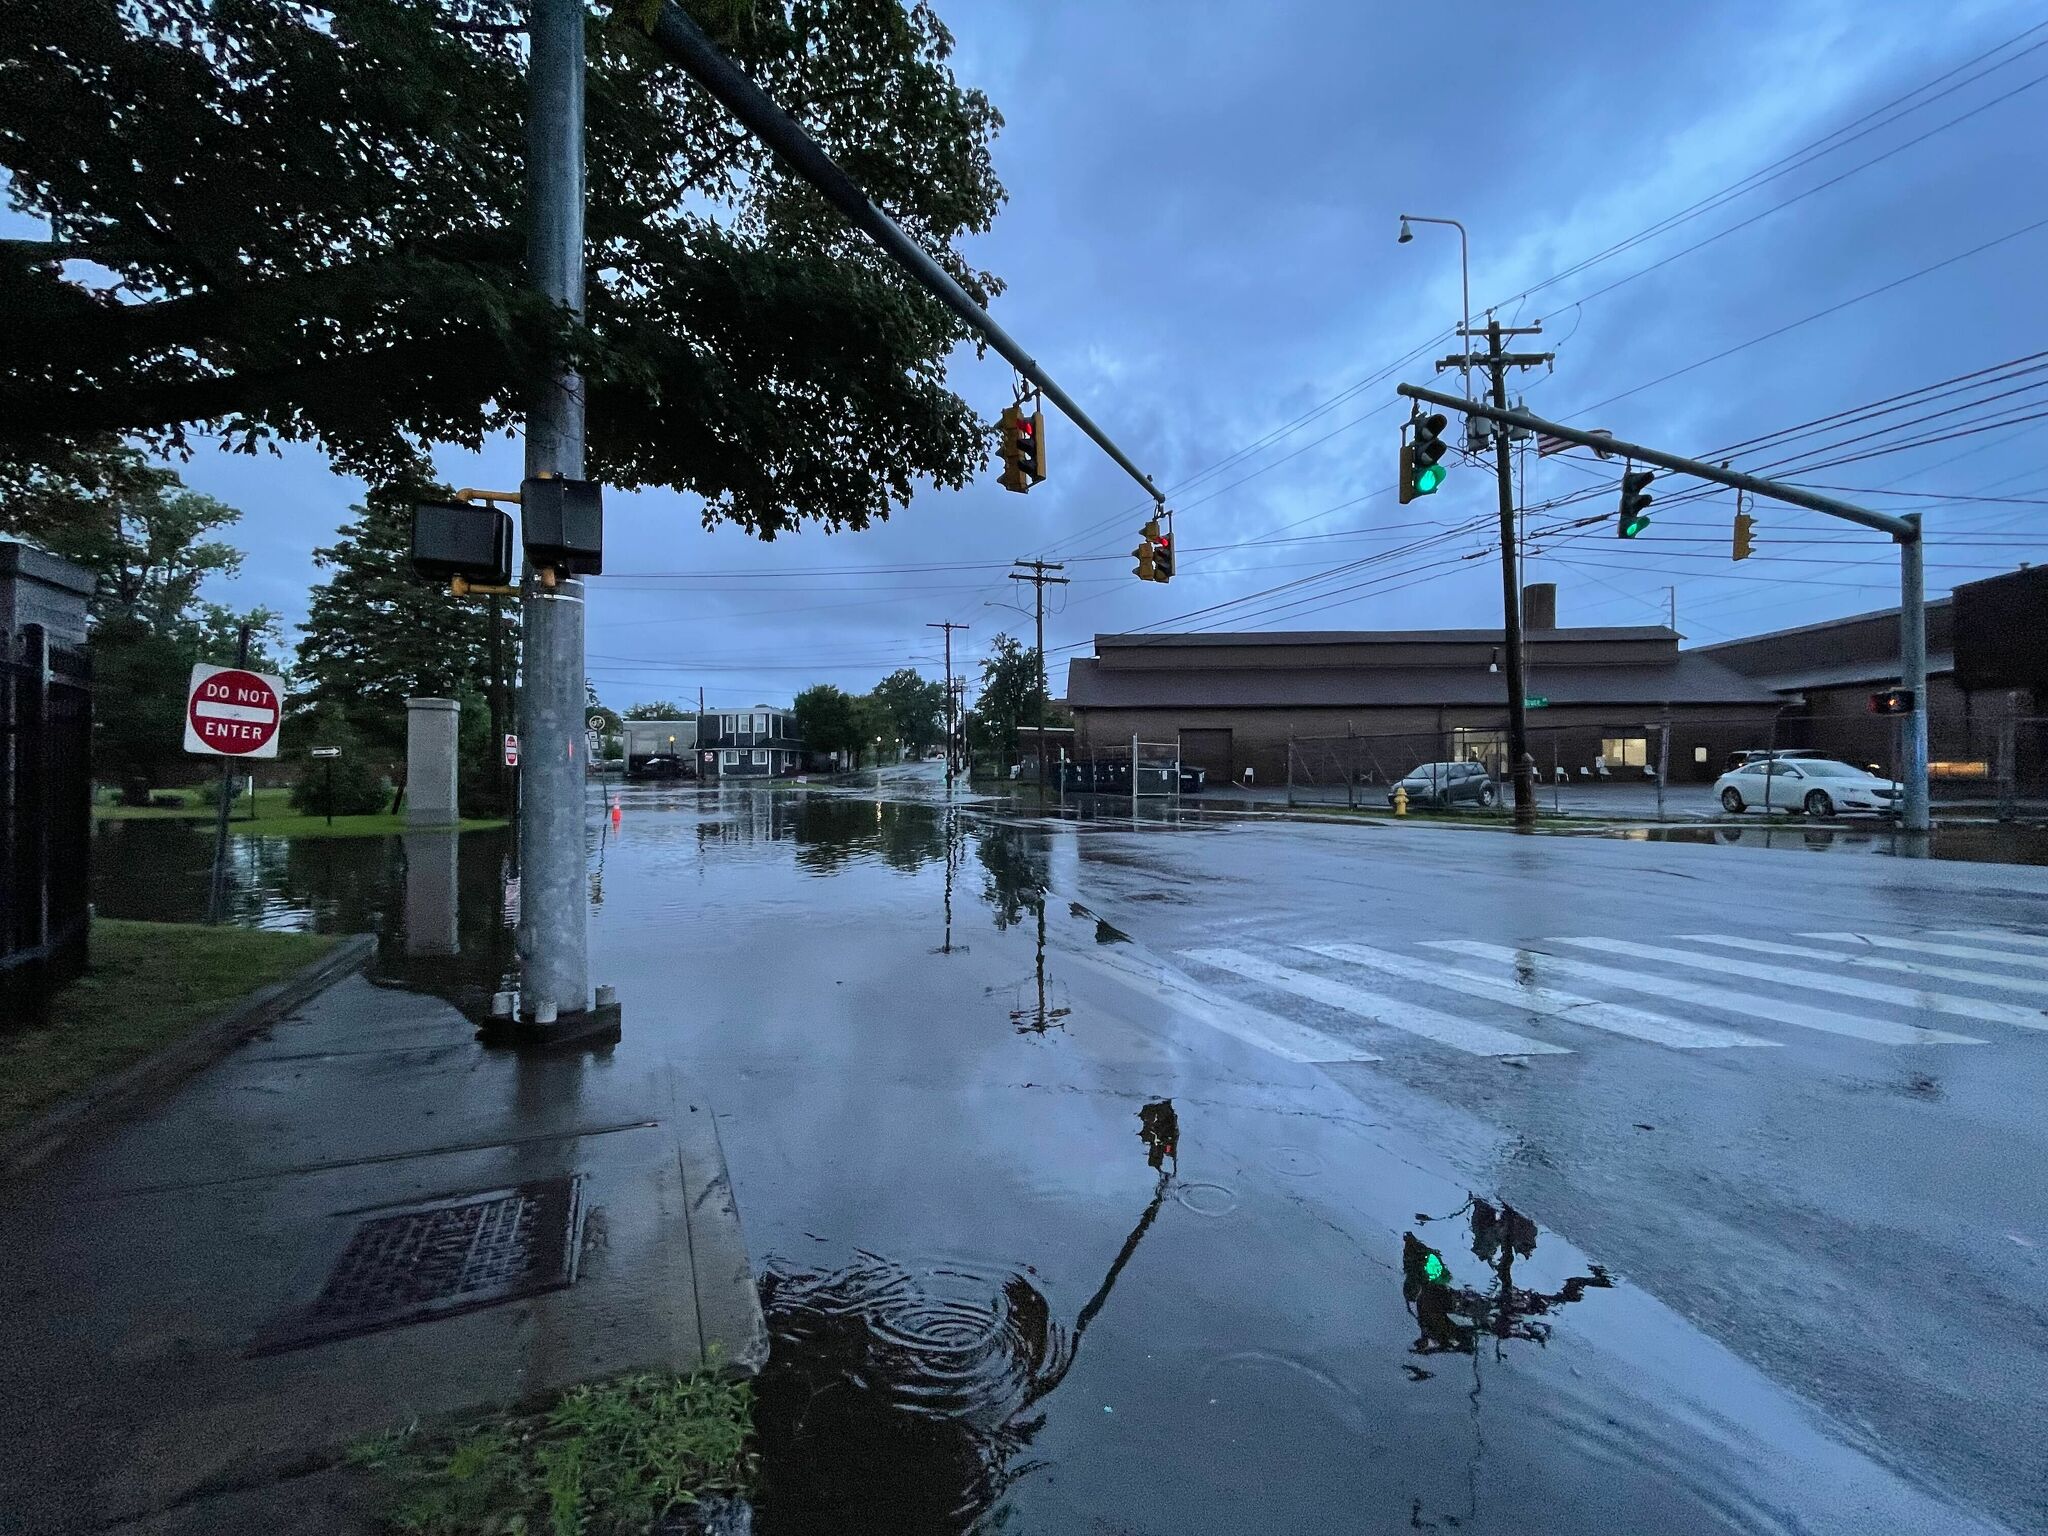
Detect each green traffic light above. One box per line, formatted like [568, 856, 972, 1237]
[1414, 463, 1445, 494]
[1422, 1252, 1446, 1283]
[1621, 513, 1651, 538]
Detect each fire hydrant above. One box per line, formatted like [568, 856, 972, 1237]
[1394, 785, 1409, 817]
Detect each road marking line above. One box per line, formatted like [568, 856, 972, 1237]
[1688, 934, 2048, 1009]
[1426, 941, 1984, 1047]
[1299, 942, 1777, 1050]
[1181, 948, 1568, 1058]
[1940, 929, 2048, 953]
[1800, 932, 2048, 971]
[1545, 936, 2044, 1032]
[1062, 948, 1382, 1065]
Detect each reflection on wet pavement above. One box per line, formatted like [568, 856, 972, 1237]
[753, 1099, 1177, 1534]
[1403, 1197, 1613, 1366]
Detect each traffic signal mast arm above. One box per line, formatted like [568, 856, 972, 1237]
[1394, 380, 1929, 836]
[631, 0, 1166, 511]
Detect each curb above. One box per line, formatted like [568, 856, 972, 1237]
[1, 931, 379, 1178]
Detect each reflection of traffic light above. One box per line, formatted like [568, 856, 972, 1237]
[1401, 413, 1449, 504]
[1617, 466, 1654, 538]
[1138, 1099, 1179, 1171]
[1732, 510, 1756, 561]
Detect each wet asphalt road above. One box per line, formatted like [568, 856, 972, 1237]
[88, 773, 2048, 1532]
[579, 767, 2048, 1535]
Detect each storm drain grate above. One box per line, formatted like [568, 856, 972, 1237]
[254, 1176, 583, 1353]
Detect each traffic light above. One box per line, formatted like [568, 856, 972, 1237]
[1401, 413, 1449, 504]
[1153, 528, 1175, 583]
[1138, 520, 1171, 585]
[1617, 466, 1654, 538]
[999, 403, 1047, 493]
[1870, 687, 1914, 716]
[1732, 510, 1756, 561]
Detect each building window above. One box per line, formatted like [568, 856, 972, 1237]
[721, 750, 738, 767]
[1601, 736, 1648, 769]
[1693, 745, 1709, 765]
[752, 749, 766, 766]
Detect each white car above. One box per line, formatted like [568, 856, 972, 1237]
[1713, 757, 1901, 818]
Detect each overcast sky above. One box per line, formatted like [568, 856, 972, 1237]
[49, 0, 2048, 712]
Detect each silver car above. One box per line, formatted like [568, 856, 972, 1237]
[1389, 760, 1499, 810]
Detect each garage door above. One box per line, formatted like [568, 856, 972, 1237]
[1178, 728, 1233, 779]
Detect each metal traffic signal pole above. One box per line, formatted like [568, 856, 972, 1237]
[630, 1, 1166, 512]
[519, 0, 594, 1027]
[1436, 321, 1552, 826]
[1397, 382, 1931, 835]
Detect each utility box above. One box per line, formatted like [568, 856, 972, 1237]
[521, 476, 603, 575]
[411, 501, 513, 586]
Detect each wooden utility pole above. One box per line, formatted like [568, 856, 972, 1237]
[927, 620, 968, 786]
[1437, 319, 1551, 826]
[1008, 560, 1068, 791]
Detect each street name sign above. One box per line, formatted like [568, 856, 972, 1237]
[1525, 696, 1550, 709]
[183, 664, 284, 758]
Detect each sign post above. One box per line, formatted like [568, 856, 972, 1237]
[183, 650, 284, 922]
[310, 746, 342, 826]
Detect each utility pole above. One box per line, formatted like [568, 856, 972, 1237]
[1398, 381, 1931, 834]
[518, 0, 596, 1030]
[1009, 560, 1069, 792]
[1438, 319, 1552, 825]
[927, 621, 968, 787]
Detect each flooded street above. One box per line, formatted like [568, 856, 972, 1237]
[90, 769, 2048, 1533]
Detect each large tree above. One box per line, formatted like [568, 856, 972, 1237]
[2, 1, 1006, 537]
[975, 633, 1038, 764]
[870, 666, 946, 755]
[792, 682, 859, 764]
[0, 438, 282, 794]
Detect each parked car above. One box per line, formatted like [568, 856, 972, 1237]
[1713, 757, 1900, 817]
[1388, 760, 1499, 810]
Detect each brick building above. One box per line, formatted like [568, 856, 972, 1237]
[1064, 612, 1784, 787]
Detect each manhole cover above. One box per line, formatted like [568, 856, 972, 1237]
[254, 1176, 583, 1353]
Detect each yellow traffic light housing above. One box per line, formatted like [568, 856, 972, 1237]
[1132, 538, 1157, 581]
[1732, 510, 1756, 561]
[998, 403, 1046, 493]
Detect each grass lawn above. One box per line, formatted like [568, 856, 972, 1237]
[94, 786, 504, 838]
[1, 919, 337, 1132]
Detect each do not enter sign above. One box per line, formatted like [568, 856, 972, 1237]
[183, 663, 285, 758]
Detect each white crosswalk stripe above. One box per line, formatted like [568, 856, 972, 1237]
[1939, 929, 2048, 953]
[1297, 942, 1778, 1050]
[1181, 947, 1568, 1058]
[1800, 932, 2048, 971]
[1428, 940, 1985, 1047]
[1684, 934, 2048, 1013]
[1547, 936, 2045, 1032]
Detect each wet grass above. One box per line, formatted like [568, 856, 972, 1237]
[93, 787, 504, 838]
[349, 1370, 754, 1536]
[1, 919, 336, 1131]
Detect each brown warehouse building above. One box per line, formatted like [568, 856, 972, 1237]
[1064, 587, 1785, 788]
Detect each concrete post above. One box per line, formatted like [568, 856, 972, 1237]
[406, 698, 462, 827]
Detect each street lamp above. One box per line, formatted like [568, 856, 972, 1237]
[1396, 213, 1471, 402]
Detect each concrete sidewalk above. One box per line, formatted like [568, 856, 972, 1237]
[0, 973, 765, 1535]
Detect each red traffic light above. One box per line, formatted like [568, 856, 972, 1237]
[1869, 688, 1914, 716]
